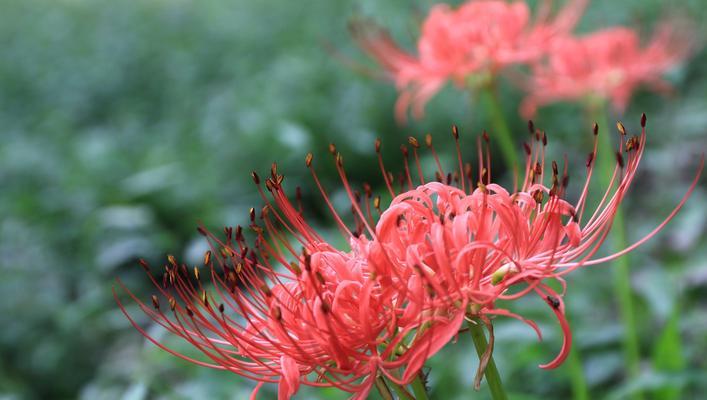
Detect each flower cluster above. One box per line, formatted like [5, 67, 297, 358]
[116, 116, 701, 399]
[521, 24, 692, 117]
[352, 0, 689, 122]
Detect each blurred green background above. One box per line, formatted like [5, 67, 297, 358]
[1, 0, 705, 399]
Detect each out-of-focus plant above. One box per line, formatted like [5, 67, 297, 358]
[351, 0, 588, 171]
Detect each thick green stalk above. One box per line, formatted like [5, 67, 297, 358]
[387, 378, 415, 400]
[409, 374, 430, 400]
[375, 376, 394, 400]
[478, 82, 519, 174]
[469, 321, 507, 400]
[591, 105, 643, 400]
[566, 345, 589, 400]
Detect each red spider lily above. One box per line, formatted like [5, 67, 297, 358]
[116, 115, 701, 399]
[356, 115, 701, 384]
[521, 24, 692, 117]
[115, 164, 397, 399]
[351, 0, 587, 122]
[115, 155, 467, 399]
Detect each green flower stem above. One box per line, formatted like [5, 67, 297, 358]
[566, 343, 589, 400]
[591, 104, 643, 400]
[478, 82, 519, 174]
[469, 321, 508, 400]
[387, 378, 415, 400]
[409, 374, 430, 400]
[375, 376, 394, 400]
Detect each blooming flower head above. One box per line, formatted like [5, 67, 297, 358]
[116, 163, 402, 399]
[352, 115, 701, 384]
[352, 0, 587, 122]
[521, 24, 692, 117]
[117, 115, 701, 399]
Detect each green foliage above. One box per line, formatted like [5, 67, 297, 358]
[0, 0, 705, 399]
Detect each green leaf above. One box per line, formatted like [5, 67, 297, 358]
[651, 304, 686, 400]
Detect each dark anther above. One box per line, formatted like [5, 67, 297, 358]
[452, 125, 459, 139]
[315, 271, 326, 285]
[303, 251, 312, 272]
[363, 183, 372, 196]
[151, 295, 160, 310]
[251, 171, 260, 184]
[616, 121, 626, 136]
[320, 302, 331, 314]
[290, 261, 302, 276]
[219, 303, 225, 314]
[542, 132, 547, 146]
[533, 190, 544, 204]
[197, 226, 208, 236]
[482, 130, 489, 142]
[616, 151, 624, 168]
[592, 122, 598, 136]
[626, 136, 640, 152]
[139, 259, 150, 271]
[400, 145, 408, 156]
[523, 142, 531, 156]
[640, 113, 647, 128]
[528, 120, 535, 135]
[552, 161, 559, 175]
[586, 152, 594, 168]
[260, 284, 272, 297]
[562, 175, 570, 188]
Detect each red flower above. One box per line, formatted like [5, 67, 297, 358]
[117, 115, 701, 398]
[352, 0, 587, 122]
[521, 24, 692, 117]
[115, 163, 396, 399]
[358, 116, 701, 377]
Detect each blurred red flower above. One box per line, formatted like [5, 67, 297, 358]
[352, 0, 587, 122]
[521, 24, 692, 117]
